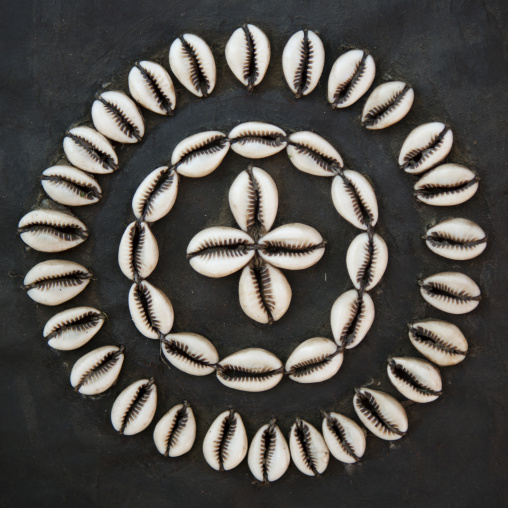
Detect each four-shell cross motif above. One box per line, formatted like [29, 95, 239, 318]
[186, 166, 326, 323]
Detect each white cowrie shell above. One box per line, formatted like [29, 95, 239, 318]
[346, 232, 388, 291]
[321, 411, 366, 464]
[128, 280, 174, 339]
[258, 223, 326, 270]
[289, 418, 329, 476]
[161, 333, 218, 376]
[153, 401, 196, 457]
[387, 357, 442, 403]
[187, 227, 255, 278]
[328, 49, 376, 109]
[399, 122, 453, 174]
[132, 166, 179, 223]
[229, 122, 287, 159]
[118, 221, 159, 281]
[91, 91, 145, 144]
[63, 126, 118, 174]
[41, 165, 102, 207]
[18, 209, 88, 253]
[229, 166, 278, 237]
[331, 170, 378, 230]
[44, 306, 106, 351]
[419, 271, 481, 314]
[362, 81, 414, 129]
[203, 410, 248, 471]
[286, 337, 343, 384]
[283, 30, 325, 98]
[408, 319, 468, 367]
[216, 348, 283, 392]
[128, 60, 176, 115]
[354, 387, 408, 441]
[239, 260, 292, 324]
[424, 218, 487, 260]
[248, 419, 290, 483]
[169, 34, 216, 97]
[414, 163, 479, 206]
[23, 259, 92, 306]
[287, 131, 343, 177]
[171, 131, 229, 178]
[330, 289, 375, 349]
[111, 378, 157, 435]
[225, 24, 271, 90]
[70, 345, 125, 395]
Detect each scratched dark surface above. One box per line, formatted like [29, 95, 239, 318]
[1, 0, 507, 506]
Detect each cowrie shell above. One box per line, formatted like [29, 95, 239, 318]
[321, 411, 366, 464]
[118, 221, 159, 281]
[169, 34, 216, 97]
[331, 170, 378, 230]
[239, 259, 292, 324]
[225, 24, 271, 90]
[408, 319, 468, 367]
[41, 165, 102, 207]
[216, 348, 283, 392]
[328, 49, 376, 109]
[18, 209, 88, 253]
[91, 91, 145, 144]
[203, 410, 248, 471]
[229, 122, 287, 159]
[153, 401, 196, 457]
[287, 131, 344, 177]
[128, 60, 175, 115]
[229, 166, 278, 238]
[387, 357, 442, 403]
[171, 131, 229, 178]
[63, 126, 118, 174]
[70, 345, 125, 395]
[346, 232, 388, 291]
[248, 419, 290, 483]
[399, 122, 453, 174]
[285, 337, 343, 384]
[354, 387, 408, 441]
[111, 378, 157, 435]
[128, 280, 174, 339]
[258, 223, 326, 270]
[419, 271, 481, 314]
[23, 259, 92, 306]
[132, 166, 179, 223]
[289, 418, 329, 476]
[283, 29, 325, 98]
[44, 306, 106, 351]
[161, 333, 218, 376]
[424, 218, 487, 260]
[414, 163, 479, 206]
[362, 81, 414, 129]
[187, 226, 255, 278]
[330, 289, 375, 349]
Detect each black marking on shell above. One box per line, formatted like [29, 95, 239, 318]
[119, 378, 155, 435]
[176, 134, 227, 167]
[338, 295, 366, 347]
[408, 324, 467, 356]
[362, 84, 411, 126]
[18, 221, 88, 242]
[355, 228, 375, 292]
[187, 236, 253, 260]
[215, 409, 237, 471]
[246, 167, 264, 239]
[423, 233, 487, 249]
[41, 173, 102, 201]
[46, 310, 106, 341]
[414, 176, 480, 198]
[216, 364, 283, 383]
[287, 349, 340, 378]
[132, 283, 160, 333]
[135, 62, 173, 114]
[419, 281, 481, 304]
[65, 132, 118, 172]
[261, 239, 326, 257]
[293, 418, 319, 475]
[332, 52, 368, 108]
[127, 222, 145, 280]
[163, 401, 190, 457]
[388, 359, 442, 397]
[179, 35, 210, 96]
[259, 418, 278, 484]
[74, 345, 125, 392]
[294, 30, 313, 98]
[242, 24, 258, 91]
[137, 167, 176, 221]
[96, 96, 142, 141]
[249, 258, 275, 324]
[23, 270, 92, 292]
[162, 338, 215, 369]
[401, 126, 450, 171]
[340, 173, 375, 227]
[289, 143, 341, 174]
[321, 411, 360, 461]
[355, 389, 405, 436]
